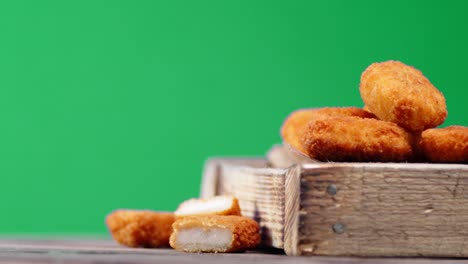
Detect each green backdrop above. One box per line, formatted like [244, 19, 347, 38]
[0, 0, 466, 234]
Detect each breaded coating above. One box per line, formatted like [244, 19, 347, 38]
[419, 126, 468, 163]
[105, 210, 175, 248]
[360, 60, 447, 132]
[302, 116, 413, 162]
[170, 215, 260, 253]
[175, 196, 241, 218]
[281, 107, 376, 154]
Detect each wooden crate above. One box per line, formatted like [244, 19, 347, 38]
[200, 146, 468, 257]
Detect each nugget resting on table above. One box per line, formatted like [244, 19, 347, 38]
[360, 60, 447, 132]
[419, 126, 468, 163]
[281, 107, 376, 154]
[170, 215, 260, 253]
[106, 210, 175, 248]
[302, 116, 414, 162]
[175, 196, 241, 218]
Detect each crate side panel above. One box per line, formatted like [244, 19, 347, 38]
[298, 165, 468, 257]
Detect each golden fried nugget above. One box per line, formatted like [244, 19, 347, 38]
[281, 107, 376, 154]
[170, 215, 260, 253]
[175, 196, 241, 218]
[302, 116, 414, 162]
[105, 210, 175, 248]
[360, 60, 447, 132]
[419, 126, 468, 163]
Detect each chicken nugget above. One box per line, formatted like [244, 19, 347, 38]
[175, 196, 241, 218]
[419, 126, 468, 163]
[170, 215, 260, 253]
[105, 210, 175, 248]
[302, 116, 413, 162]
[360, 60, 447, 132]
[281, 107, 376, 154]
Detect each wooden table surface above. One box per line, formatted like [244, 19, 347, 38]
[1, 238, 468, 264]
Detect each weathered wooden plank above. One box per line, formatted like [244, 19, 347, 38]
[0, 238, 466, 264]
[283, 165, 301, 256]
[295, 163, 468, 257]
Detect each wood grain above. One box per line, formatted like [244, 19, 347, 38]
[295, 163, 468, 257]
[283, 165, 300, 256]
[2, 238, 466, 264]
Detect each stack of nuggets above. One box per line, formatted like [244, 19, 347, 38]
[281, 60, 467, 163]
[105, 196, 261, 253]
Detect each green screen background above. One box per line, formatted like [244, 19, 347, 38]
[0, 0, 466, 234]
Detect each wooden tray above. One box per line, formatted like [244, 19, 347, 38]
[200, 145, 468, 257]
